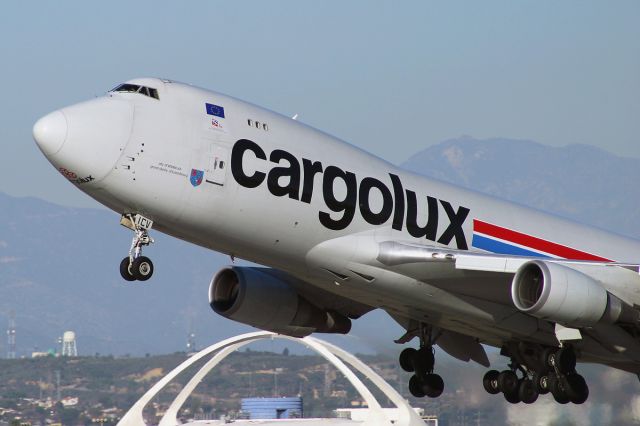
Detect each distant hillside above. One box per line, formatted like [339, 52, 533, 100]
[1, 350, 390, 422]
[0, 350, 636, 426]
[401, 136, 640, 239]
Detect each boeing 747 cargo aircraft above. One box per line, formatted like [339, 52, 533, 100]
[33, 78, 640, 405]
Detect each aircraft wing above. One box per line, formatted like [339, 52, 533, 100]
[307, 236, 640, 368]
[378, 240, 640, 366]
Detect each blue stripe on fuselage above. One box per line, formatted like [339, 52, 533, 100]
[471, 234, 549, 258]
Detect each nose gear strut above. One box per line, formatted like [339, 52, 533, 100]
[119, 214, 155, 281]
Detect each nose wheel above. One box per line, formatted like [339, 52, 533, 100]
[120, 255, 154, 281]
[119, 214, 155, 282]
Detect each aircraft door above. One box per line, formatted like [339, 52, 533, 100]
[205, 144, 228, 187]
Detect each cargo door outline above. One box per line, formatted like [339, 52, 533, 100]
[205, 144, 228, 186]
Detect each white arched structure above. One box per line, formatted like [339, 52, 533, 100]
[117, 331, 425, 426]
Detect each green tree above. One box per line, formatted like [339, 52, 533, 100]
[60, 407, 81, 425]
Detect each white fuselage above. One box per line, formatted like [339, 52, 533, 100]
[33, 78, 640, 365]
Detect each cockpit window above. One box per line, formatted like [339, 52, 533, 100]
[111, 83, 140, 93]
[110, 83, 160, 100]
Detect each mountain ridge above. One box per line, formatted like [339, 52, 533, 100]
[401, 136, 640, 239]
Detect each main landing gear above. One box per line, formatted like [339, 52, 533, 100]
[119, 214, 155, 282]
[482, 344, 588, 405]
[398, 325, 445, 398]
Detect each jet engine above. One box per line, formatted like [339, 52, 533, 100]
[209, 266, 351, 337]
[511, 260, 639, 326]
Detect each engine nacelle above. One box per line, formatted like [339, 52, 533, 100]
[511, 260, 639, 326]
[209, 267, 351, 337]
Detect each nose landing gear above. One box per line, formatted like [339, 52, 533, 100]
[119, 214, 155, 282]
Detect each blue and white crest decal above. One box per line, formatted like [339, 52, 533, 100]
[190, 169, 204, 187]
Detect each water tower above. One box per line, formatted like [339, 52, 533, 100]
[61, 331, 77, 357]
[6, 311, 16, 359]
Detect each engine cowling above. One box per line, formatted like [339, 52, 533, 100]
[209, 267, 351, 337]
[511, 260, 638, 326]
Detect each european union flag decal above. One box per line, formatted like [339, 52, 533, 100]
[205, 103, 225, 118]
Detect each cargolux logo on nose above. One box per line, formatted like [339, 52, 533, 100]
[58, 168, 95, 184]
[229, 139, 470, 250]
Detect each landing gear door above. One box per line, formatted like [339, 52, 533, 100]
[206, 144, 228, 187]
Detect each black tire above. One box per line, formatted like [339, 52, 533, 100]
[549, 375, 570, 404]
[408, 375, 425, 398]
[518, 379, 539, 404]
[418, 347, 436, 372]
[399, 348, 417, 372]
[498, 370, 519, 394]
[556, 348, 577, 374]
[504, 388, 521, 404]
[411, 348, 434, 376]
[548, 374, 558, 392]
[132, 256, 154, 281]
[542, 347, 557, 369]
[120, 257, 136, 281]
[532, 372, 550, 395]
[424, 373, 444, 398]
[483, 370, 501, 395]
[564, 373, 589, 404]
[552, 389, 570, 404]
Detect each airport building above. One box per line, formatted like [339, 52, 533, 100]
[239, 397, 303, 419]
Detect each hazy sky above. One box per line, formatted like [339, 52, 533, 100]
[1, 1, 638, 207]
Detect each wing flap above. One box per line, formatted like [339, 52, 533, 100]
[437, 330, 491, 367]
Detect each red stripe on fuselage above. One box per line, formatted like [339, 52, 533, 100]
[473, 220, 612, 262]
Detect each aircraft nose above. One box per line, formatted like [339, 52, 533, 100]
[33, 97, 134, 185]
[33, 110, 68, 156]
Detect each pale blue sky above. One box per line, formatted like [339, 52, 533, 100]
[1, 1, 638, 207]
